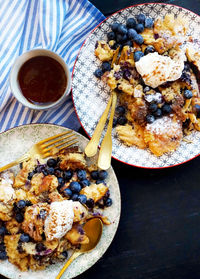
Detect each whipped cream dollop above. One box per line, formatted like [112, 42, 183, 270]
[135, 52, 185, 88]
[44, 200, 74, 241]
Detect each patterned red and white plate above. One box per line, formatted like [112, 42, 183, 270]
[72, 3, 200, 168]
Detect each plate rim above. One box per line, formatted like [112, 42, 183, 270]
[71, 2, 200, 170]
[0, 123, 121, 279]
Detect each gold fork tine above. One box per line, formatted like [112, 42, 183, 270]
[42, 139, 79, 158]
[43, 137, 77, 152]
[41, 134, 75, 149]
[38, 131, 72, 145]
[0, 131, 77, 172]
[57, 140, 79, 151]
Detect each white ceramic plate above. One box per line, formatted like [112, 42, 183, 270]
[72, 3, 200, 168]
[0, 124, 121, 279]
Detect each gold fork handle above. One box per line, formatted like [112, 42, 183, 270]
[85, 93, 113, 157]
[56, 251, 81, 279]
[98, 91, 117, 170]
[0, 153, 30, 172]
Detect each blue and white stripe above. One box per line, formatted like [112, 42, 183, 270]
[0, 0, 105, 132]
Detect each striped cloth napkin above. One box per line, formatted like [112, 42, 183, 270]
[0, 0, 105, 132]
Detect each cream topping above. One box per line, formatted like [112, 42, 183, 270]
[44, 200, 74, 241]
[135, 52, 185, 88]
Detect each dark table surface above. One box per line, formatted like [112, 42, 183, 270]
[76, 1, 200, 279]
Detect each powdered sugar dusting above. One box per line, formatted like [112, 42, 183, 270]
[45, 200, 74, 241]
[146, 116, 181, 135]
[144, 92, 162, 103]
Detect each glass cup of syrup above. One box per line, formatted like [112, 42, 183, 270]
[10, 49, 71, 110]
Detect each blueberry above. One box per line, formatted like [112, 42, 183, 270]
[0, 227, 6, 236]
[117, 24, 128, 35]
[63, 170, 73, 181]
[135, 23, 144, 33]
[102, 62, 111, 72]
[117, 116, 127, 125]
[47, 158, 57, 167]
[123, 69, 131, 80]
[13, 203, 21, 213]
[15, 213, 24, 223]
[149, 103, 158, 112]
[19, 162, 23, 169]
[80, 179, 90, 187]
[99, 170, 108, 180]
[134, 34, 144, 45]
[127, 28, 137, 40]
[113, 118, 118, 127]
[146, 114, 155, 124]
[153, 108, 162, 118]
[137, 14, 146, 24]
[162, 104, 172, 114]
[0, 251, 7, 260]
[0, 243, 5, 252]
[145, 17, 154, 28]
[86, 198, 95, 209]
[58, 177, 65, 186]
[36, 243, 46, 252]
[54, 169, 62, 177]
[111, 22, 119, 32]
[116, 33, 127, 43]
[194, 104, 200, 118]
[104, 190, 110, 198]
[184, 89, 193, 99]
[38, 209, 47, 220]
[17, 200, 26, 209]
[104, 198, 113, 207]
[144, 45, 155, 55]
[183, 119, 190, 128]
[144, 86, 151, 93]
[94, 69, 103, 78]
[20, 233, 30, 243]
[116, 106, 126, 115]
[184, 63, 190, 72]
[42, 170, 48, 176]
[107, 31, 115, 41]
[78, 194, 87, 204]
[134, 51, 144, 62]
[69, 181, 81, 193]
[126, 18, 136, 29]
[71, 193, 79, 201]
[63, 188, 72, 198]
[91, 170, 99, 180]
[27, 171, 34, 180]
[116, 33, 123, 43]
[112, 42, 121, 50]
[123, 40, 133, 47]
[62, 251, 68, 258]
[77, 169, 87, 181]
[47, 167, 54, 175]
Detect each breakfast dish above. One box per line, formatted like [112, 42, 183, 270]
[72, 3, 200, 168]
[0, 124, 120, 279]
[93, 13, 200, 157]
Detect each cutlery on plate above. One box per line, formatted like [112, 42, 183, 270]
[0, 131, 78, 172]
[56, 218, 103, 279]
[97, 91, 117, 170]
[85, 92, 113, 157]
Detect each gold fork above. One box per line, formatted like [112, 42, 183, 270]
[0, 131, 78, 172]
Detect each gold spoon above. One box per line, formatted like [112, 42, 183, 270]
[85, 92, 113, 157]
[56, 218, 103, 279]
[98, 91, 117, 170]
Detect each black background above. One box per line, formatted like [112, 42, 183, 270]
[77, 1, 200, 279]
